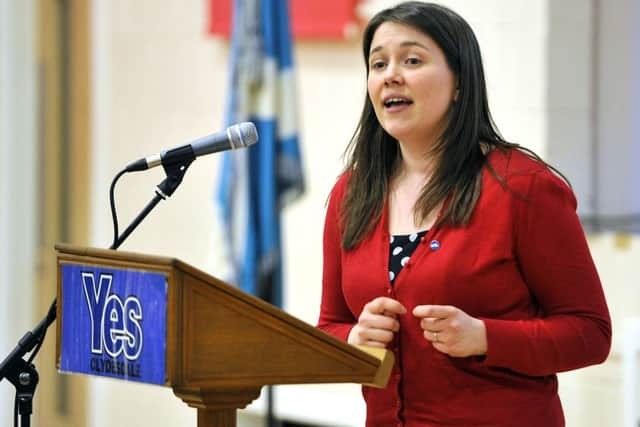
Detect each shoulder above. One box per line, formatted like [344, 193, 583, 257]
[324, 172, 352, 235]
[485, 147, 574, 205]
[486, 147, 546, 178]
[328, 170, 352, 205]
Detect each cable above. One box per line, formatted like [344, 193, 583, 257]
[109, 168, 128, 248]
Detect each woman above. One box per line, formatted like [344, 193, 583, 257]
[317, 2, 611, 426]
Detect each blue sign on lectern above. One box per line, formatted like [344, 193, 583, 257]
[59, 264, 168, 385]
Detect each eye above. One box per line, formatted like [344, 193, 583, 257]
[370, 60, 386, 70]
[406, 57, 422, 65]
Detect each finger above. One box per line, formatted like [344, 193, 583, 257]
[420, 316, 444, 330]
[413, 304, 456, 319]
[382, 310, 400, 319]
[423, 331, 450, 354]
[360, 314, 401, 332]
[423, 329, 445, 344]
[362, 328, 395, 344]
[369, 297, 407, 315]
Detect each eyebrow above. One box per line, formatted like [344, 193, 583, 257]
[369, 40, 431, 56]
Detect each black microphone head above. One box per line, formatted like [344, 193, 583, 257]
[228, 122, 258, 149]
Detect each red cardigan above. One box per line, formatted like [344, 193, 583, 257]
[317, 149, 611, 427]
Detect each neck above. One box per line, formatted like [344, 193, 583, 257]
[395, 143, 438, 181]
[394, 125, 444, 176]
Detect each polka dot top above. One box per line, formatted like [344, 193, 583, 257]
[389, 230, 428, 285]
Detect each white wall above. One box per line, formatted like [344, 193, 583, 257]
[83, 1, 637, 426]
[545, 0, 594, 216]
[0, 0, 38, 422]
[595, 0, 640, 218]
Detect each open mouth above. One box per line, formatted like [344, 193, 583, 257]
[383, 97, 413, 108]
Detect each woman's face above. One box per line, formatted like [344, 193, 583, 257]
[367, 21, 457, 148]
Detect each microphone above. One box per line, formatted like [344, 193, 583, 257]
[125, 122, 258, 172]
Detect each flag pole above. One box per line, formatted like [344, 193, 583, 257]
[261, 272, 280, 427]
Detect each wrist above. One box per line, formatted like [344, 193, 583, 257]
[474, 318, 488, 356]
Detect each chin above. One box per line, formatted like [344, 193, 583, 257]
[381, 124, 413, 141]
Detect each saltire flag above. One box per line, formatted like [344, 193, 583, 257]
[217, 0, 304, 308]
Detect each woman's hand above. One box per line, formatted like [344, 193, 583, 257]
[348, 297, 407, 348]
[412, 305, 488, 357]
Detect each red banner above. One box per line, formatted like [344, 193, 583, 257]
[208, 0, 362, 39]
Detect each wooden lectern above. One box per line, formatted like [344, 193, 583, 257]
[55, 244, 393, 427]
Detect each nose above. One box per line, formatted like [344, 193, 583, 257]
[383, 62, 403, 86]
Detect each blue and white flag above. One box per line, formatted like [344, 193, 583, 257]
[217, 0, 304, 307]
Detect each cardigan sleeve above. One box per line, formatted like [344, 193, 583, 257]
[481, 170, 612, 376]
[316, 175, 356, 341]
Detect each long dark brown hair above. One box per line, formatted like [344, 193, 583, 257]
[341, 2, 559, 250]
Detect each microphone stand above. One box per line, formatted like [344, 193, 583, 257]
[0, 303, 56, 427]
[112, 159, 192, 249]
[0, 158, 193, 427]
